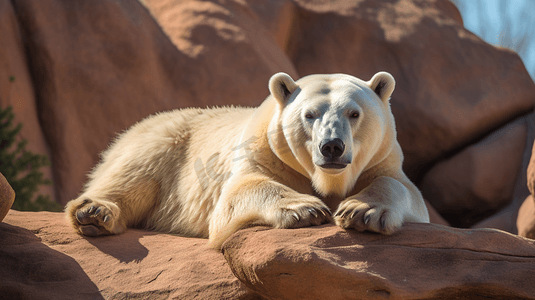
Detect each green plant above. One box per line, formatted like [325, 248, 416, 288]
[1, 79, 61, 211]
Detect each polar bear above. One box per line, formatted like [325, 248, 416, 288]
[65, 72, 429, 249]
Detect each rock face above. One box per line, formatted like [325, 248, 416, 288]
[471, 112, 535, 233]
[421, 114, 532, 228]
[424, 199, 449, 226]
[518, 195, 535, 239]
[3, 210, 535, 300]
[0, 173, 15, 222]
[528, 138, 535, 196]
[222, 224, 535, 300]
[5, 0, 188, 204]
[143, 0, 299, 96]
[0, 210, 260, 300]
[0, 1, 55, 200]
[518, 140, 535, 239]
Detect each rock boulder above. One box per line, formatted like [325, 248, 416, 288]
[3, 210, 535, 299]
[0, 173, 15, 222]
[518, 195, 535, 239]
[421, 113, 532, 228]
[0, 1, 55, 200]
[223, 224, 535, 300]
[518, 139, 535, 239]
[0, 210, 260, 300]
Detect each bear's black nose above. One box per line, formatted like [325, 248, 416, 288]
[320, 138, 345, 159]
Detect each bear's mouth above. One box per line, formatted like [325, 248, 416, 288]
[314, 156, 351, 173]
[319, 162, 348, 169]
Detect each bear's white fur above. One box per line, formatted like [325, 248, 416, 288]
[65, 72, 429, 249]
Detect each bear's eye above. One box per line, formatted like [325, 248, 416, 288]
[350, 111, 360, 119]
[305, 113, 315, 119]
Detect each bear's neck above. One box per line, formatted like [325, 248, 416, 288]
[266, 100, 311, 179]
[311, 168, 357, 198]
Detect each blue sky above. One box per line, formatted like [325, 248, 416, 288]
[453, 0, 535, 81]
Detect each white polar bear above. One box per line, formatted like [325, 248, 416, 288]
[65, 72, 429, 249]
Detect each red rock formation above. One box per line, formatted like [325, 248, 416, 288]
[0, 173, 15, 222]
[421, 114, 532, 229]
[222, 224, 535, 300]
[9, 0, 191, 205]
[518, 195, 535, 239]
[424, 199, 449, 226]
[528, 138, 535, 195]
[142, 0, 299, 87]
[0, 1, 55, 200]
[518, 140, 535, 239]
[1, 210, 260, 300]
[2, 210, 535, 299]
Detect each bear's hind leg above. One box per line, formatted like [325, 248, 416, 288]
[65, 197, 126, 236]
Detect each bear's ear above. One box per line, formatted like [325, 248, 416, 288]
[269, 72, 298, 105]
[368, 71, 395, 103]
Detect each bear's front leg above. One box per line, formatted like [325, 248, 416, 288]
[208, 174, 332, 249]
[65, 197, 127, 236]
[334, 176, 428, 234]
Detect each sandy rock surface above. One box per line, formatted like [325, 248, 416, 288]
[0, 210, 260, 300]
[223, 224, 535, 300]
[3, 209, 535, 300]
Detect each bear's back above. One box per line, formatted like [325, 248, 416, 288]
[143, 106, 257, 237]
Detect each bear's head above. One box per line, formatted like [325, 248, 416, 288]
[267, 72, 397, 198]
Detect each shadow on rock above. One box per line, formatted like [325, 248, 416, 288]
[0, 222, 104, 300]
[84, 228, 156, 263]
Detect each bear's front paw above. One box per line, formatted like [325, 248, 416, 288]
[334, 200, 403, 234]
[275, 197, 332, 229]
[65, 198, 125, 236]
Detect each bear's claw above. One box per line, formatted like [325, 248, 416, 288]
[280, 204, 332, 229]
[75, 203, 113, 226]
[334, 202, 399, 235]
[76, 209, 91, 224]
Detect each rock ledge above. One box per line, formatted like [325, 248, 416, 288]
[222, 223, 535, 300]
